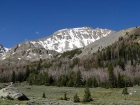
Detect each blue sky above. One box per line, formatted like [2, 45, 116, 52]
[0, 0, 140, 48]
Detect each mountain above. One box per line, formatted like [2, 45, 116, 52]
[34, 27, 113, 53]
[0, 42, 58, 66]
[0, 27, 113, 65]
[0, 44, 8, 55]
[78, 26, 140, 57]
[0, 26, 140, 89]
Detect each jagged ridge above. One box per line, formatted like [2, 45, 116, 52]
[0, 44, 8, 55]
[31, 27, 113, 53]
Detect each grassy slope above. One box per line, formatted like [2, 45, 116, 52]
[0, 83, 140, 105]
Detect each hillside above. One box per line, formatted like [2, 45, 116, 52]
[0, 27, 113, 66]
[0, 26, 140, 89]
[78, 27, 140, 57]
[0, 44, 8, 56]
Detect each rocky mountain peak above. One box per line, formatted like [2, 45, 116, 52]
[0, 27, 114, 64]
[33, 27, 114, 53]
[0, 44, 8, 55]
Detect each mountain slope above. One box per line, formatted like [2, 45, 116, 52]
[78, 26, 140, 57]
[0, 27, 113, 64]
[0, 44, 8, 55]
[31, 27, 113, 53]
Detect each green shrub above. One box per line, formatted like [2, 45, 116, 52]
[73, 93, 80, 102]
[122, 87, 128, 95]
[83, 86, 93, 102]
[63, 92, 68, 100]
[42, 92, 46, 98]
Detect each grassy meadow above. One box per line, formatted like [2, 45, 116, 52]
[0, 82, 140, 105]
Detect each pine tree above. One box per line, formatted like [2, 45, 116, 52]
[73, 93, 80, 102]
[92, 77, 98, 87]
[122, 87, 128, 95]
[74, 70, 82, 87]
[83, 86, 92, 102]
[25, 66, 30, 80]
[117, 73, 122, 88]
[86, 78, 93, 87]
[108, 63, 115, 88]
[11, 71, 16, 83]
[63, 92, 68, 100]
[37, 62, 41, 72]
[42, 92, 46, 98]
[44, 72, 50, 86]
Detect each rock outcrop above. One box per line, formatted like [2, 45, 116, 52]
[0, 86, 29, 100]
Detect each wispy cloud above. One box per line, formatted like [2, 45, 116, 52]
[35, 31, 39, 35]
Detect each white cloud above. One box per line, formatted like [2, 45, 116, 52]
[35, 31, 39, 35]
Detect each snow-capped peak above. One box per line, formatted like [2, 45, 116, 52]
[0, 44, 9, 55]
[30, 27, 114, 53]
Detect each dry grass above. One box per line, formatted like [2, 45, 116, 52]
[0, 83, 140, 105]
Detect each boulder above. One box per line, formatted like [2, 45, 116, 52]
[0, 86, 29, 100]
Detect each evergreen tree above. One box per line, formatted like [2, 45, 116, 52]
[44, 72, 50, 86]
[42, 92, 46, 98]
[74, 70, 82, 87]
[66, 79, 73, 87]
[92, 77, 98, 87]
[108, 63, 115, 88]
[117, 73, 122, 88]
[63, 92, 68, 100]
[25, 66, 30, 80]
[83, 86, 92, 102]
[11, 71, 16, 83]
[122, 87, 128, 95]
[73, 93, 80, 102]
[85, 78, 93, 87]
[17, 72, 24, 82]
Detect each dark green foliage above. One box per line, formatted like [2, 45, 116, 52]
[117, 73, 132, 88]
[121, 75, 132, 87]
[108, 63, 115, 88]
[74, 70, 83, 87]
[66, 79, 74, 87]
[27, 72, 54, 86]
[92, 77, 98, 87]
[73, 93, 80, 102]
[83, 86, 92, 102]
[37, 62, 41, 71]
[122, 87, 128, 95]
[66, 72, 75, 87]
[57, 75, 68, 87]
[61, 49, 82, 59]
[85, 78, 93, 87]
[43, 62, 52, 68]
[42, 92, 46, 98]
[70, 58, 80, 68]
[2, 34, 140, 89]
[63, 92, 68, 100]
[118, 58, 125, 70]
[11, 71, 16, 83]
[16, 72, 24, 82]
[117, 73, 123, 88]
[25, 66, 30, 80]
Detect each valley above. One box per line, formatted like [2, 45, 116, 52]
[0, 26, 140, 105]
[0, 82, 140, 105]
